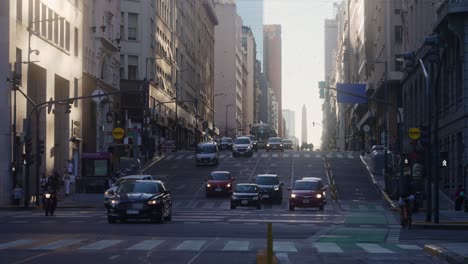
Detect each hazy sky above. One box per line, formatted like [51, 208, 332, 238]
[264, 0, 334, 147]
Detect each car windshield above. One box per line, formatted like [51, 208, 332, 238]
[234, 138, 250, 144]
[255, 177, 279, 185]
[249, 136, 256, 141]
[235, 185, 257, 193]
[294, 181, 319, 190]
[221, 138, 232, 143]
[116, 181, 160, 194]
[283, 140, 292, 143]
[209, 172, 230, 180]
[197, 145, 216, 154]
[268, 138, 282, 143]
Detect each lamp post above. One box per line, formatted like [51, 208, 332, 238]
[225, 104, 234, 137]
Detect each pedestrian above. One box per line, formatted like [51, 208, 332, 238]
[39, 173, 48, 194]
[63, 170, 71, 196]
[454, 184, 466, 211]
[12, 184, 24, 206]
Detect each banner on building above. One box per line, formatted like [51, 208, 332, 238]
[336, 83, 368, 104]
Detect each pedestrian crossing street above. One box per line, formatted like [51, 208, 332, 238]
[163, 152, 358, 161]
[0, 237, 424, 254]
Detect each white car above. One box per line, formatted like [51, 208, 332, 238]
[232, 136, 253, 157]
[104, 175, 153, 203]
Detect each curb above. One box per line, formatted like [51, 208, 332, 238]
[359, 155, 398, 210]
[413, 222, 468, 230]
[140, 155, 165, 173]
[424, 244, 468, 264]
[323, 155, 344, 211]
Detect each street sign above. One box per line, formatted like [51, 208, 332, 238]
[91, 89, 105, 103]
[408, 127, 421, 140]
[112, 127, 125, 140]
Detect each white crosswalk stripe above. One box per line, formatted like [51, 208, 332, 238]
[261, 154, 268, 158]
[185, 155, 193, 159]
[304, 154, 310, 158]
[293, 154, 300, 158]
[165, 155, 175, 160]
[336, 154, 343, 158]
[0, 239, 37, 250]
[272, 154, 279, 158]
[33, 239, 84, 250]
[175, 155, 184, 160]
[219, 154, 226, 159]
[396, 244, 421, 250]
[274, 241, 297, 252]
[79, 240, 122, 250]
[315, 154, 322, 158]
[347, 154, 354, 158]
[174, 240, 206, 251]
[356, 243, 394, 253]
[223, 241, 250, 251]
[313, 242, 343, 253]
[282, 154, 289, 158]
[127, 240, 164, 250]
[326, 153, 333, 158]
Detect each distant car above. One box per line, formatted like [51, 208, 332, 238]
[104, 175, 154, 203]
[219, 137, 233, 151]
[254, 174, 283, 204]
[246, 135, 258, 151]
[196, 141, 219, 166]
[232, 136, 253, 157]
[266, 137, 284, 152]
[282, 139, 293, 149]
[301, 177, 327, 204]
[105, 180, 172, 223]
[205, 171, 234, 197]
[289, 179, 326, 211]
[230, 183, 261, 209]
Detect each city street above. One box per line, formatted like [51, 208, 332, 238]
[0, 150, 455, 264]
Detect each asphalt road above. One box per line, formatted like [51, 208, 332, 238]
[0, 150, 448, 264]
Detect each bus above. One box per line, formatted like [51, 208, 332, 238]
[250, 123, 277, 149]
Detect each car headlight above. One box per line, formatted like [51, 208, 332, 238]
[45, 193, 51, 199]
[274, 186, 279, 191]
[226, 183, 231, 188]
[109, 199, 119, 205]
[267, 144, 270, 147]
[147, 199, 160, 205]
[290, 194, 296, 198]
[280, 144, 283, 147]
[207, 183, 212, 188]
[247, 146, 251, 149]
[253, 196, 258, 200]
[316, 194, 322, 199]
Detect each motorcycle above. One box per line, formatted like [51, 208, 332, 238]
[43, 191, 57, 216]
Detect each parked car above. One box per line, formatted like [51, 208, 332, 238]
[254, 174, 283, 204]
[266, 137, 284, 152]
[196, 141, 219, 166]
[219, 137, 233, 151]
[288, 179, 326, 211]
[205, 171, 234, 197]
[282, 139, 293, 149]
[246, 135, 258, 151]
[232, 136, 254, 157]
[230, 183, 262, 209]
[104, 175, 154, 204]
[105, 180, 172, 223]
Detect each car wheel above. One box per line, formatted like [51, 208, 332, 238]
[230, 203, 236, 209]
[107, 215, 116, 224]
[289, 204, 295, 211]
[319, 205, 324, 211]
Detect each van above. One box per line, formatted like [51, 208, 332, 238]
[196, 142, 219, 166]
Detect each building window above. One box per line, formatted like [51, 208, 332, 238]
[127, 13, 138, 41]
[15, 48, 22, 85]
[120, 12, 125, 40]
[48, 9, 53, 40]
[120, 55, 125, 79]
[101, 57, 108, 80]
[41, 3, 46, 37]
[54, 13, 59, 44]
[65, 21, 70, 51]
[74, 78, 78, 107]
[128, 55, 138, 80]
[74, 27, 78, 56]
[17, 0, 22, 21]
[394, 26, 403, 44]
[34, 0, 40, 32]
[60, 18, 65, 48]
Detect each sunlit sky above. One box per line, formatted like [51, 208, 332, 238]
[264, 0, 334, 147]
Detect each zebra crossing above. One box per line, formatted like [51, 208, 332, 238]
[163, 152, 358, 161]
[0, 237, 424, 254]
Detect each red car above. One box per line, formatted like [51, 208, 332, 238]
[288, 180, 326, 211]
[205, 171, 234, 197]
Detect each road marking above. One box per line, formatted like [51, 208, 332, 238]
[175, 155, 184, 160]
[347, 154, 354, 159]
[219, 154, 226, 159]
[396, 244, 421, 250]
[276, 253, 290, 264]
[261, 154, 268, 158]
[127, 240, 164, 250]
[165, 155, 175, 160]
[356, 243, 394, 254]
[304, 154, 310, 158]
[201, 202, 215, 209]
[358, 205, 369, 211]
[0, 239, 37, 250]
[174, 240, 206, 251]
[282, 154, 289, 158]
[273, 241, 297, 252]
[33, 239, 83, 250]
[109, 255, 120, 260]
[253, 153, 258, 157]
[315, 154, 322, 158]
[272, 154, 279, 158]
[336, 154, 343, 158]
[186, 155, 194, 159]
[293, 154, 300, 158]
[313, 242, 343, 253]
[326, 153, 333, 158]
[79, 240, 122, 250]
[223, 241, 250, 251]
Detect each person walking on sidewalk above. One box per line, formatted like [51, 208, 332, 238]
[12, 184, 24, 206]
[63, 160, 73, 196]
[454, 184, 465, 211]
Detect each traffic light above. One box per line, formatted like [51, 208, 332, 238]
[319, 88, 325, 99]
[38, 140, 45, 155]
[419, 124, 430, 147]
[65, 102, 72, 114]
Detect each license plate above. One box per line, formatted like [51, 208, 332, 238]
[126, 210, 139, 215]
[262, 194, 269, 198]
[131, 203, 143, 209]
[215, 188, 222, 192]
[302, 199, 309, 204]
[241, 200, 248, 205]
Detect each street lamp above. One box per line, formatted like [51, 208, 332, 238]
[225, 104, 234, 137]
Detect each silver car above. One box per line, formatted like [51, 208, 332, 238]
[232, 136, 253, 157]
[196, 142, 219, 166]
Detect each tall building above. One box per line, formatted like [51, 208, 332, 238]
[214, 0, 244, 137]
[301, 105, 307, 144]
[236, 0, 264, 69]
[282, 109, 296, 139]
[241, 26, 257, 134]
[324, 18, 337, 82]
[263, 24, 282, 136]
[1, 0, 83, 205]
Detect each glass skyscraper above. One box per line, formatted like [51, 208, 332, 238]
[236, 0, 264, 69]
